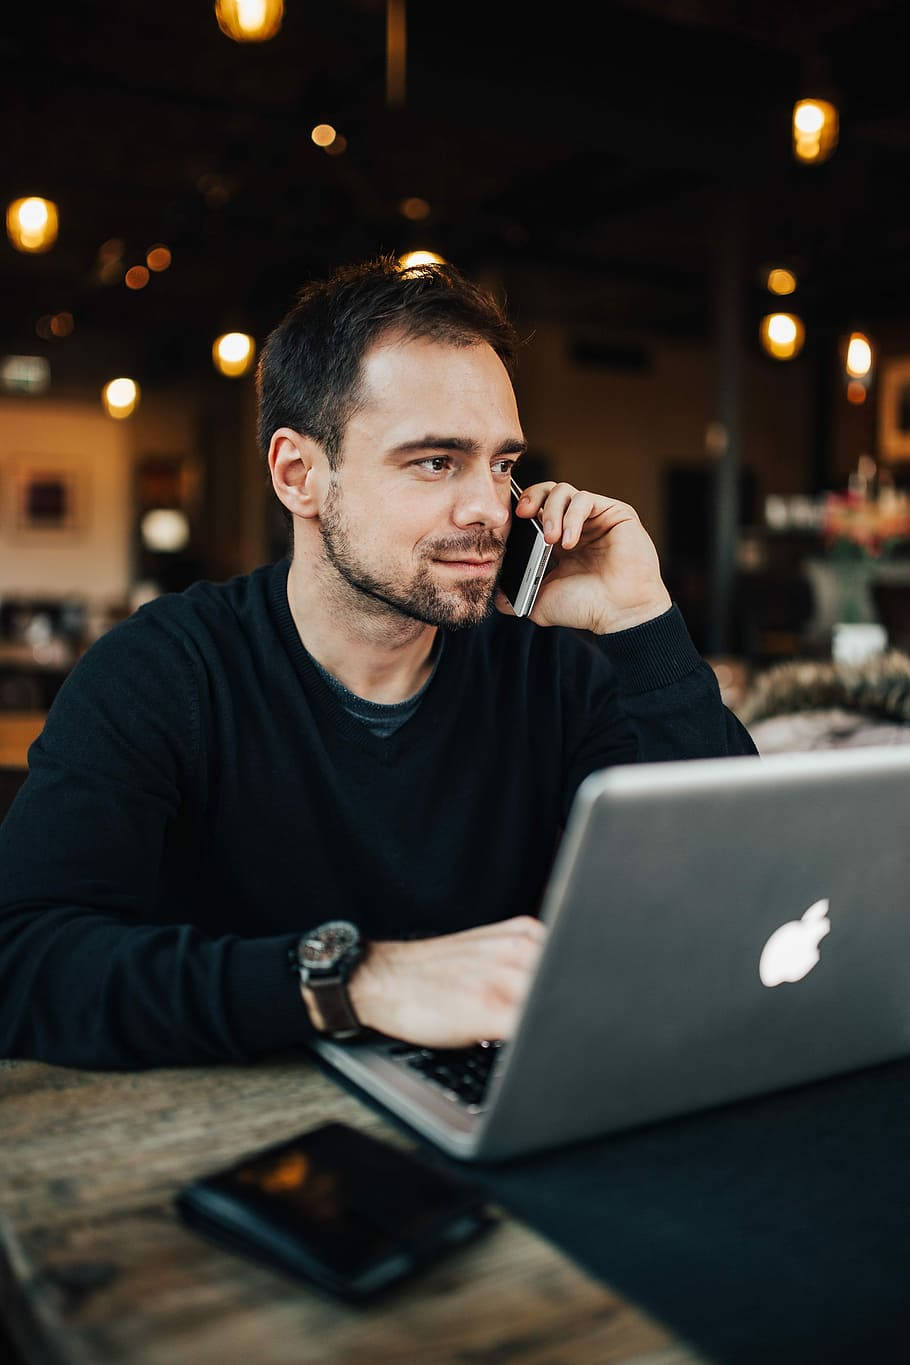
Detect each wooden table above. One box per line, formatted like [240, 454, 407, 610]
[0, 1058, 701, 1365]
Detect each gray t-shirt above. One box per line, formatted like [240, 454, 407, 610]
[307, 632, 446, 737]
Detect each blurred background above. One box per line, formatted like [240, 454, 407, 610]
[4, 0, 910, 722]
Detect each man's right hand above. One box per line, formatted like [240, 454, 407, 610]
[345, 916, 547, 1049]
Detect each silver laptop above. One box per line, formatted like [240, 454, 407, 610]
[314, 746, 910, 1161]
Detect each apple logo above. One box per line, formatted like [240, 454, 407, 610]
[759, 899, 831, 987]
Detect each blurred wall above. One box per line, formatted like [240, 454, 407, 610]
[1, 340, 815, 604]
[0, 397, 130, 605]
[515, 324, 812, 554]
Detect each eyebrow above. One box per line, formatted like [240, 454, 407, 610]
[385, 435, 528, 462]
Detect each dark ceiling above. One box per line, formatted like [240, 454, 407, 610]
[3, 0, 910, 389]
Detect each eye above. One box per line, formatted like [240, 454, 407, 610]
[415, 456, 452, 474]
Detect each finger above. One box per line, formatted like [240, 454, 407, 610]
[497, 932, 546, 972]
[514, 480, 556, 518]
[559, 490, 599, 549]
[538, 483, 580, 543]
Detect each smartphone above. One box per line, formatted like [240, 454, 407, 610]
[499, 475, 553, 616]
[175, 1121, 494, 1300]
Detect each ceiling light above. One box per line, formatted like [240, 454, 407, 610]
[845, 333, 873, 379]
[146, 245, 172, 272]
[400, 197, 431, 221]
[759, 313, 805, 361]
[102, 378, 140, 419]
[398, 250, 446, 270]
[311, 124, 337, 148]
[6, 197, 59, 253]
[214, 0, 283, 43]
[213, 332, 255, 377]
[792, 99, 838, 163]
[766, 268, 797, 296]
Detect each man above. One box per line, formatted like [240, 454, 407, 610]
[0, 258, 755, 1069]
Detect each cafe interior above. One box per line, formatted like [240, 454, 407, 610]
[4, 2, 910, 1362]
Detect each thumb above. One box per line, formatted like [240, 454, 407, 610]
[494, 588, 517, 617]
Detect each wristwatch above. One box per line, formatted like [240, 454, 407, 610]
[291, 920, 365, 1041]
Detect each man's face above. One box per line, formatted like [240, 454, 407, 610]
[317, 332, 525, 630]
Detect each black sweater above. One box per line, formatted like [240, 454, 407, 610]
[0, 560, 756, 1068]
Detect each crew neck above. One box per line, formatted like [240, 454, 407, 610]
[267, 558, 462, 757]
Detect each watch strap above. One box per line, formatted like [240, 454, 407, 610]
[300, 972, 362, 1039]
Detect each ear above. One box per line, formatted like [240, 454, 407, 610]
[268, 427, 328, 522]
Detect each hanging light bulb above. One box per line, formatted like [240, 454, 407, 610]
[759, 313, 805, 361]
[102, 378, 140, 419]
[766, 267, 797, 296]
[213, 332, 255, 377]
[845, 332, 873, 379]
[398, 250, 446, 270]
[792, 99, 838, 163]
[6, 197, 59, 253]
[214, 0, 283, 43]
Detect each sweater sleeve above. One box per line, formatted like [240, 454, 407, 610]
[0, 612, 311, 1069]
[562, 605, 756, 820]
[598, 604, 757, 762]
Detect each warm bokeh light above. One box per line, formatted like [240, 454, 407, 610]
[49, 312, 74, 338]
[146, 244, 172, 272]
[324, 135, 348, 157]
[102, 377, 140, 419]
[213, 331, 255, 377]
[766, 268, 797, 296]
[792, 99, 838, 163]
[6, 197, 59, 253]
[141, 508, 191, 553]
[311, 124, 337, 147]
[125, 265, 150, 290]
[214, 0, 283, 42]
[400, 197, 431, 221]
[845, 332, 873, 378]
[794, 103, 825, 135]
[96, 238, 124, 284]
[398, 250, 446, 270]
[760, 313, 805, 360]
[847, 381, 868, 405]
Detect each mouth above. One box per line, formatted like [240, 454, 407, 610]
[435, 558, 497, 574]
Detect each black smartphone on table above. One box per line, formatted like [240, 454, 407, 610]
[175, 1121, 494, 1301]
[499, 475, 553, 617]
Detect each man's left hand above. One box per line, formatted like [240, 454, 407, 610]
[495, 480, 672, 634]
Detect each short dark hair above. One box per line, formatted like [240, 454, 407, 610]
[256, 255, 519, 470]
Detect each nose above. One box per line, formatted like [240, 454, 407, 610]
[450, 466, 511, 533]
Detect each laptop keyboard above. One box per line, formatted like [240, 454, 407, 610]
[384, 1039, 504, 1112]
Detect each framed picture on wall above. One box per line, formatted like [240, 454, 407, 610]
[5, 461, 86, 536]
[878, 356, 910, 462]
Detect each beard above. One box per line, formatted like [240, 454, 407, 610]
[318, 478, 504, 630]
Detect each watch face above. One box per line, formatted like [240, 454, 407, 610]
[299, 920, 360, 971]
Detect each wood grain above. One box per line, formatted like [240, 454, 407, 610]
[0, 1059, 703, 1364]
